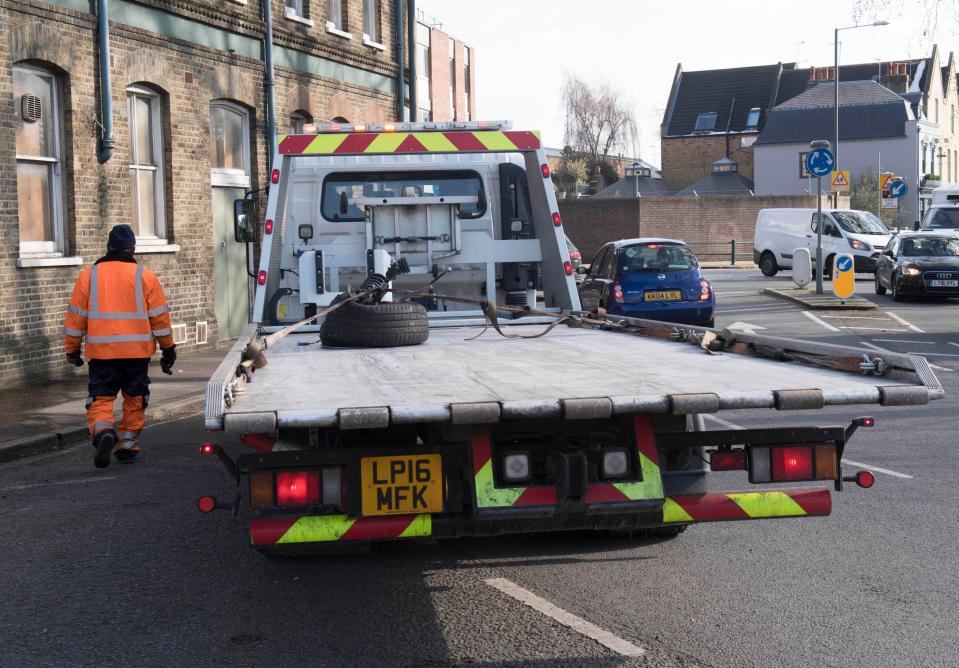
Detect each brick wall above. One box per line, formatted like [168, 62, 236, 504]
[661, 134, 757, 191]
[0, 0, 401, 386]
[426, 25, 474, 122]
[561, 195, 849, 263]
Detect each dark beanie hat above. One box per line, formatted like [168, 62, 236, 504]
[107, 224, 137, 250]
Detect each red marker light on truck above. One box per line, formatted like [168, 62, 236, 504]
[199, 443, 215, 456]
[772, 446, 814, 482]
[271, 169, 280, 184]
[564, 261, 573, 276]
[855, 470, 875, 488]
[541, 164, 551, 179]
[197, 496, 216, 513]
[264, 219, 273, 235]
[276, 471, 320, 506]
[552, 212, 562, 226]
[257, 270, 267, 285]
[710, 449, 746, 471]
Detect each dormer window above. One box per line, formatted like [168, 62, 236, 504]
[712, 157, 738, 174]
[745, 107, 761, 130]
[694, 112, 717, 132]
[626, 163, 652, 178]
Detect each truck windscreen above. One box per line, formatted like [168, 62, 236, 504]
[923, 208, 959, 229]
[321, 170, 486, 222]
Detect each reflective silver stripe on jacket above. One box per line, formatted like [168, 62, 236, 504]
[147, 304, 169, 317]
[64, 327, 85, 336]
[87, 264, 149, 320]
[86, 334, 155, 343]
[68, 304, 89, 317]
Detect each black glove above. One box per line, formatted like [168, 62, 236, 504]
[66, 352, 84, 367]
[160, 346, 177, 375]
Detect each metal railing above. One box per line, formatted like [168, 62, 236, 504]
[690, 240, 753, 265]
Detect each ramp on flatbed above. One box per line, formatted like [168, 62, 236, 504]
[207, 325, 941, 431]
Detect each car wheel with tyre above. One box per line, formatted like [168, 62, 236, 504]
[874, 272, 886, 295]
[321, 296, 429, 348]
[759, 251, 778, 277]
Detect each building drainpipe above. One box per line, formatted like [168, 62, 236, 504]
[263, 0, 277, 158]
[395, 0, 406, 121]
[407, 0, 417, 119]
[96, 0, 114, 164]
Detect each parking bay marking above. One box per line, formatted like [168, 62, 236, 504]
[802, 311, 841, 332]
[484, 578, 645, 658]
[703, 415, 913, 478]
[886, 312, 924, 333]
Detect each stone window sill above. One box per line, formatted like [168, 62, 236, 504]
[17, 255, 84, 268]
[362, 34, 385, 51]
[135, 243, 181, 254]
[326, 22, 352, 39]
[285, 8, 314, 26]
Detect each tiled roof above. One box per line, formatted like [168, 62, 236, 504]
[777, 80, 905, 108]
[593, 177, 674, 198]
[675, 172, 755, 196]
[664, 64, 784, 136]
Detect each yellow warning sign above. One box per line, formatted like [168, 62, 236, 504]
[831, 170, 850, 192]
[880, 174, 896, 190]
[832, 254, 856, 300]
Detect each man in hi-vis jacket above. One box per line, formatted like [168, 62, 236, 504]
[63, 224, 177, 468]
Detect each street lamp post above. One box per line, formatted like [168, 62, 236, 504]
[834, 20, 890, 201]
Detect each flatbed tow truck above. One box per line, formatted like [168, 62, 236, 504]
[198, 121, 943, 552]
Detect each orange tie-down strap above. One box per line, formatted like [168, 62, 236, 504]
[278, 130, 541, 156]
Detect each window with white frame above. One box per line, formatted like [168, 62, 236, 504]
[127, 85, 166, 240]
[463, 46, 471, 121]
[209, 101, 251, 189]
[327, 0, 346, 31]
[363, 0, 380, 44]
[286, 0, 307, 19]
[14, 64, 66, 256]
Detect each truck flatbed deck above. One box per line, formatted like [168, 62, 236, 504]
[207, 323, 940, 432]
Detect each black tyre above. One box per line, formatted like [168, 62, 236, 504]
[322, 297, 429, 348]
[823, 255, 835, 279]
[759, 251, 778, 277]
[874, 272, 887, 295]
[891, 275, 904, 302]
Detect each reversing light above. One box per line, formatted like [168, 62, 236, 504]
[502, 453, 530, 482]
[564, 261, 573, 276]
[710, 449, 746, 471]
[264, 219, 274, 235]
[750, 447, 771, 482]
[541, 164, 551, 179]
[197, 496, 216, 513]
[276, 471, 320, 506]
[199, 443, 215, 456]
[602, 450, 630, 478]
[271, 169, 279, 184]
[612, 284, 625, 304]
[321, 468, 343, 506]
[257, 270, 267, 285]
[552, 212, 562, 226]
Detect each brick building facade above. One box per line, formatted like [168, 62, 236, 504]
[1, 0, 476, 386]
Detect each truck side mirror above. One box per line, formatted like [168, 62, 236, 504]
[234, 198, 257, 243]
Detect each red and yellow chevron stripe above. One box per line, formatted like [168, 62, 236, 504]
[662, 489, 831, 524]
[250, 513, 431, 545]
[278, 130, 542, 156]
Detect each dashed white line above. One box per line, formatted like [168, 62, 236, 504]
[0, 475, 116, 493]
[704, 415, 914, 478]
[886, 312, 924, 333]
[484, 578, 645, 658]
[948, 342, 959, 350]
[802, 311, 841, 331]
[840, 459, 913, 479]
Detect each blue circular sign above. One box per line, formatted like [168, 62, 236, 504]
[889, 179, 908, 198]
[805, 148, 836, 177]
[836, 256, 853, 272]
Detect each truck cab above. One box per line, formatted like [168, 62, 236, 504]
[919, 186, 959, 231]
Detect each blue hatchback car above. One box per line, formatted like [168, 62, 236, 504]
[577, 238, 715, 327]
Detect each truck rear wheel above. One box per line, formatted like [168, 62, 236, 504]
[322, 297, 429, 348]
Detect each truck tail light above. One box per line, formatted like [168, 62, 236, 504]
[564, 261, 573, 276]
[264, 219, 273, 235]
[257, 270, 267, 285]
[197, 496, 216, 513]
[271, 169, 279, 184]
[710, 449, 746, 471]
[552, 212, 562, 226]
[250, 468, 344, 509]
[699, 279, 711, 301]
[749, 444, 837, 483]
[612, 284, 625, 304]
[541, 164, 551, 179]
[276, 471, 320, 506]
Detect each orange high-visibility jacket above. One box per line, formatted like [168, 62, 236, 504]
[64, 261, 174, 359]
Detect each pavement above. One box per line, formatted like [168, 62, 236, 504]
[762, 285, 878, 310]
[1, 270, 958, 666]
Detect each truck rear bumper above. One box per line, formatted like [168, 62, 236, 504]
[248, 488, 831, 547]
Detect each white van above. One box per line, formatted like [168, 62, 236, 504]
[918, 185, 959, 231]
[753, 208, 892, 277]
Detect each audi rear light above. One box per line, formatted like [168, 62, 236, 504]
[612, 283, 625, 304]
[710, 449, 746, 471]
[564, 261, 573, 276]
[276, 471, 320, 506]
[772, 446, 814, 481]
[249, 471, 273, 508]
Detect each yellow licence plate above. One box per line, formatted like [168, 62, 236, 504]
[360, 454, 443, 516]
[645, 290, 682, 301]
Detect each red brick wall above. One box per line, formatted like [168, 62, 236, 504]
[661, 134, 757, 191]
[427, 26, 474, 122]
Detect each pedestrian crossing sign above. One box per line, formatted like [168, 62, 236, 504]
[831, 170, 850, 192]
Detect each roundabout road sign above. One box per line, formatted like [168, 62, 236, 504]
[806, 148, 836, 177]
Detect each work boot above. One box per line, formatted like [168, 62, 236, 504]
[93, 431, 117, 469]
[113, 446, 140, 464]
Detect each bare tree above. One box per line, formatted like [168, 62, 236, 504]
[853, 0, 957, 40]
[561, 74, 638, 168]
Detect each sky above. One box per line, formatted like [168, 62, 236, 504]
[420, 0, 955, 167]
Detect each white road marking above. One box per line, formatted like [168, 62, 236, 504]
[726, 321, 766, 334]
[703, 414, 746, 430]
[713, 291, 762, 296]
[802, 311, 840, 331]
[703, 415, 915, 479]
[484, 578, 645, 658]
[948, 342, 959, 350]
[0, 475, 116, 493]
[873, 339, 936, 345]
[859, 341, 889, 352]
[907, 351, 959, 358]
[930, 364, 954, 372]
[841, 326, 906, 331]
[886, 312, 924, 333]
[817, 314, 892, 320]
[840, 459, 913, 479]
